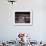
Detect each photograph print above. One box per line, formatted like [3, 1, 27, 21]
[15, 11, 32, 26]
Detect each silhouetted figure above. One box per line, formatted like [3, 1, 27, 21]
[40, 41, 42, 44]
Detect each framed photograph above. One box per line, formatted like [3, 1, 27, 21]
[14, 10, 32, 26]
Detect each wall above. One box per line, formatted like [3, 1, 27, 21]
[0, 0, 46, 42]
